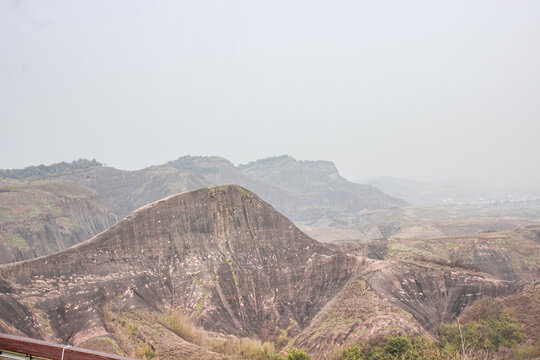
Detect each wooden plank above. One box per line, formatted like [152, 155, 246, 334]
[0, 333, 135, 360]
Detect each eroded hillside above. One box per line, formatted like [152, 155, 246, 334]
[0, 186, 356, 355]
[0, 180, 117, 264]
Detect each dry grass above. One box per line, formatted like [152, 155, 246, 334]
[159, 308, 283, 359]
[79, 336, 127, 356]
[134, 340, 155, 360]
[159, 308, 206, 345]
[211, 337, 278, 359]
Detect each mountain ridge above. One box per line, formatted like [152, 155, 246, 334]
[0, 156, 405, 263]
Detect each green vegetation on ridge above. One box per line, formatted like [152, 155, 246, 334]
[0, 159, 102, 180]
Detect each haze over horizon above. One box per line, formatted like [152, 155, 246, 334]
[1, 1, 539, 189]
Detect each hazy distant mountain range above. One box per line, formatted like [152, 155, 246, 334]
[0, 155, 404, 263]
[1, 155, 405, 222]
[360, 175, 540, 206]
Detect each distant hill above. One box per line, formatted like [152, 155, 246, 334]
[3, 155, 404, 225]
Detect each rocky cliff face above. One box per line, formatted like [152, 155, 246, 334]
[0, 186, 356, 346]
[0, 181, 117, 264]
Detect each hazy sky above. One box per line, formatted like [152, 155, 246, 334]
[1, 0, 539, 186]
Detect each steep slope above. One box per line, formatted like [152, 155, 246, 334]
[0, 180, 117, 264]
[34, 155, 405, 225]
[359, 261, 522, 334]
[0, 186, 356, 351]
[239, 155, 406, 225]
[288, 226, 540, 357]
[291, 275, 425, 355]
[169, 155, 406, 226]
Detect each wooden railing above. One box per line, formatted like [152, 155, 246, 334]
[0, 333, 135, 360]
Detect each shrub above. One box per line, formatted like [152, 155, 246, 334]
[440, 309, 525, 351]
[287, 348, 310, 360]
[134, 340, 154, 360]
[384, 336, 411, 356]
[271, 335, 290, 350]
[340, 344, 362, 360]
[356, 335, 456, 360]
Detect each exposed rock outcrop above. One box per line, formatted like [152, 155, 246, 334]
[0, 186, 357, 347]
[61, 165, 212, 219]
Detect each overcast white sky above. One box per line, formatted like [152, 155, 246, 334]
[1, 0, 539, 186]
